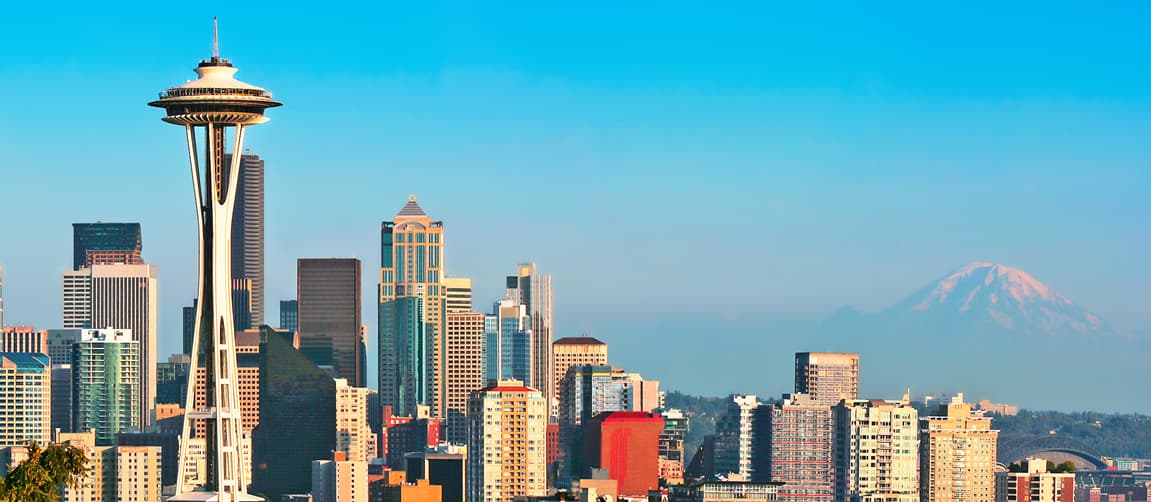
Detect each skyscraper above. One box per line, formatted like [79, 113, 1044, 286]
[150, 24, 281, 500]
[72, 222, 142, 269]
[552, 336, 608, 415]
[506, 263, 553, 408]
[298, 258, 364, 386]
[442, 311, 485, 443]
[0, 352, 50, 447]
[751, 393, 833, 502]
[226, 152, 265, 326]
[467, 380, 548, 502]
[794, 352, 859, 407]
[444, 277, 472, 313]
[833, 397, 919, 502]
[62, 269, 92, 329]
[47, 329, 81, 365]
[557, 364, 629, 486]
[483, 298, 532, 384]
[920, 394, 998, 502]
[232, 278, 254, 331]
[280, 299, 298, 332]
[89, 263, 158, 427]
[379, 196, 445, 418]
[659, 409, 690, 485]
[72, 328, 141, 445]
[714, 394, 759, 479]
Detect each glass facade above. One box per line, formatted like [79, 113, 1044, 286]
[72, 222, 142, 270]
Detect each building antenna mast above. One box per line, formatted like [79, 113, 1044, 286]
[213, 17, 219, 59]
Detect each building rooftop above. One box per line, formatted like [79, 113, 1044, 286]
[397, 195, 427, 217]
[554, 336, 606, 346]
[0, 352, 50, 372]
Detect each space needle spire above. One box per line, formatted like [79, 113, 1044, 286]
[149, 19, 280, 502]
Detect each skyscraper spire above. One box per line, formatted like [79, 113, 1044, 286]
[213, 17, 219, 59]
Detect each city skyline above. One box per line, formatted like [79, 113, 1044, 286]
[1, 5, 1149, 414]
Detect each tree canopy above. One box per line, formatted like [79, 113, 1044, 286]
[0, 441, 88, 502]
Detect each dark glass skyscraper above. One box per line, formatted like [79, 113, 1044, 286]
[251, 326, 336, 500]
[72, 222, 142, 269]
[225, 152, 265, 326]
[298, 258, 363, 386]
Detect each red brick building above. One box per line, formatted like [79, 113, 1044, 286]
[581, 411, 664, 497]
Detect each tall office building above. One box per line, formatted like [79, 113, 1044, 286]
[505, 263, 553, 408]
[443, 311, 485, 442]
[89, 263, 158, 426]
[751, 393, 833, 502]
[62, 269, 92, 329]
[444, 277, 472, 313]
[714, 394, 759, 479]
[48, 328, 81, 364]
[157, 354, 191, 405]
[795, 352, 859, 407]
[552, 336, 608, 413]
[467, 380, 547, 502]
[280, 299, 298, 332]
[833, 397, 920, 502]
[0, 326, 48, 354]
[72, 222, 142, 269]
[995, 458, 1074, 502]
[192, 329, 262, 437]
[182, 300, 197, 356]
[72, 328, 141, 445]
[251, 326, 337, 500]
[299, 258, 364, 386]
[483, 299, 532, 384]
[336, 378, 378, 462]
[52, 364, 73, 433]
[920, 394, 998, 502]
[379, 196, 445, 418]
[226, 152, 266, 326]
[0, 352, 51, 447]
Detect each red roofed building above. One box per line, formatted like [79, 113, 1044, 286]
[581, 411, 664, 497]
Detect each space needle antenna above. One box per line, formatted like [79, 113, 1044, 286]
[213, 17, 219, 59]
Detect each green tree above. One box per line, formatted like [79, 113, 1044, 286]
[0, 441, 88, 502]
[1053, 461, 1077, 473]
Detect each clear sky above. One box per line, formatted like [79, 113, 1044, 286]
[1, 2, 1149, 408]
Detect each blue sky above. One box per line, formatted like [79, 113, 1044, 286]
[1, 2, 1149, 409]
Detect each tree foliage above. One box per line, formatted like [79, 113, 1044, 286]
[0, 441, 88, 502]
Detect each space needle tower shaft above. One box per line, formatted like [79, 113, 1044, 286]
[149, 19, 281, 502]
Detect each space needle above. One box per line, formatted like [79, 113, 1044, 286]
[149, 19, 280, 502]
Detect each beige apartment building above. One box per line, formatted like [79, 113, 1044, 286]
[467, 380, 548, 502]
[833, 397, 920, 502]
[920, 393, 999, 502]
[443, 311, 486, 441]
[337, 378, 378, 462]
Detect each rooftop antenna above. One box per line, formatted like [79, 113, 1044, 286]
[212, 17, 219, 59]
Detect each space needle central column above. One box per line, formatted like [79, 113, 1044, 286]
[149, 21, 280, 502]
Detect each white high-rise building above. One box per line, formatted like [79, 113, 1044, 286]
[62, 269, 92, 329]
[335, 378, 377, 462]
[88, 263, 158, 427]
[0, 352, 51, 447]
[714, 394, 759, 479]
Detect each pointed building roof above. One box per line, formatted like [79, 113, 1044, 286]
[397, 194, 427, 218]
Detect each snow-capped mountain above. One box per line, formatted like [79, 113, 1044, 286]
[883, 262, 1116, 337]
